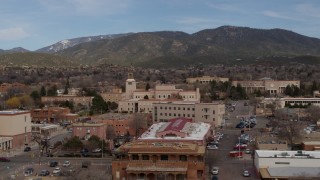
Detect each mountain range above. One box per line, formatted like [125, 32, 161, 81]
[1, 26, 320, 67]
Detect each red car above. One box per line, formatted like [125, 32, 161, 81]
[0, 157, 10, 162]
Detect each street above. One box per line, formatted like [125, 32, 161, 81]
[205, 100, 268, 180]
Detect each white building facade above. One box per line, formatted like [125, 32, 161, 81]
[255, 150, 320, 179]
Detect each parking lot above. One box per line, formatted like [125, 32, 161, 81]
[205, 100, 266, 180]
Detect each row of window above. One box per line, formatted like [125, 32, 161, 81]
[131, 154, 189, 161]
[159, 106, 195, 111]
[159, 113, 195, 118]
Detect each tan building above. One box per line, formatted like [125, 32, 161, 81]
[255, 137, 288, 150]
[302, 141, 320, 151]
[186, 76, 229, 84]
[112, 118, 210, 180]
[31, 124, 60, 139]
[153, 102, 225, 128]
[0, 110, 32, 149]
[101, 88, 123, 103]
[72, 123, 106, 141]
[0, 82, 26, 93]
[118, 73, 201, 113]
[31, 107, 78, 123]
[232, 79, 300, 94]
[41, 96, 94, 107]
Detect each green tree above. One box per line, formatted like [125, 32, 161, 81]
[63, 136, 84, 150]
[40, 86, 46, 96]
[30, 90, 40, 105]
[63, 78, 70, 95]
[145, 83, 151, 91]
[47, 85, 58, 96]
[90, 95, 108, 114]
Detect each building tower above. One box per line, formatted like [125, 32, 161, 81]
[125, 73, 136, 100]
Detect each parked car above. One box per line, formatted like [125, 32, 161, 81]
[0, 157, 10, 162]
[63, 161, 71, 167]
[245, 149, 251, 154]
[207, 145, 219, 150]
[68, 166, 76, 172]
[53, 167, 61, 174]
[92, 148, 102, 153]
[243, 170, 250, 177]
[24, 167, 34, 176]
[82, 161, 91, 168]
[211, 167, 219, 175]
[49, 160, 58, 167]
[80, 148, 89, 154]
[39, 169, 50, 176]
[24, 146, 31, 152]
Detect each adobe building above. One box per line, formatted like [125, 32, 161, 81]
[0, 82, 26, 94]
[118, 73, 201, 113]
[31, 107, 79, 123]
[41, 95, 94, 107]
[112, 141, 206, 180]
[255, 137, 288, 150]
[0, 110, 32, 150]
[232, 78, 300, 95]
[302, 141, 320, 151]
[111, 117, 210, 180]
[153, 102, 225, 128]
[186, 76, 229, 84]
[72, 122, 106, 141]
[101, 88, 123, 103]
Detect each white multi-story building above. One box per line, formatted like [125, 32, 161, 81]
[255, 150, 320, 179]
[153, 102, 225, 127]
[0, 110, 32, 150]
[118, 74, 201, 113]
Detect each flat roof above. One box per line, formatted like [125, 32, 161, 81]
[72, 123, 105, 127]
[0, 110, 29, 115]
[256, 150, 320, 159]
[139, 121, 211, 141]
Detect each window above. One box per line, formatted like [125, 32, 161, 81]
[132, 154, 139, 160]
[160, 155, 168, 160]
[275, 162, 290, 164]
[142, 155, 149, 160]
[180, 155, 187, 161]
[212, 110, 215, 114]
[25, 116, 27, 122]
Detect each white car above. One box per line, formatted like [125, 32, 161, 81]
[243, 170, 250, 177]
[52, 167, 61, 174]
[211, 167, 219, 175]
[92, 148, 102, 153]
[63, 161, 71, 167]
[207, 145, 218, 150]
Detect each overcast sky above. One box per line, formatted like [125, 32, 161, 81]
[1, 0, 320, 51]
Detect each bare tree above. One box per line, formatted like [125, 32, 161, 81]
[129, 113, 148, 138]
[305, 105, 320, 123]
[277, 122, 301, 146]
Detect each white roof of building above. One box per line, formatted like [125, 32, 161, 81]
[256, 150, 320, 159]
[0, 110, 29, 115]
[31, 124, 59, 130]
[139, 121, 211, 141]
